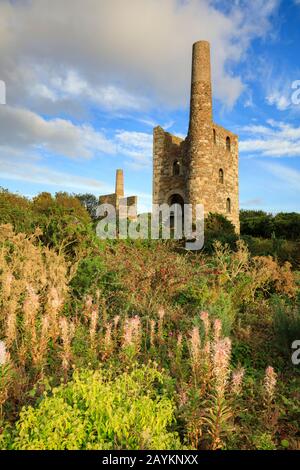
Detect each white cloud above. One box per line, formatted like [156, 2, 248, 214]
[0, 156, 111, 193]
[0, 104, 153, 169]
[0, 105, 116, 158]
[261, 64, 300, 112]
[115, 131, 153, 169]
[138, 117, 175, 130]
[266, 91, 290, 111]
[265, 78, 293, 111]
[241, 197, 264, 207]
[42, 71, 148, 111]
[0, 0, 279, 111]
[0, 144, 112, 194]
[239, 120, 300, 157]
[263, 162, 300, 191]
[0, 153, 153, 211]
[243, 90, 254, 108]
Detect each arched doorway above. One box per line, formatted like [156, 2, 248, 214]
[169, 193, 185, 208]
[168, 194, 185, 231]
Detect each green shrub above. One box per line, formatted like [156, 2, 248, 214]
[70, 256, 109, 297]
[240, 210, 275, 239]
[208, 291, 237, 336]
[273, 297, 300, 357]
[204, 213, 238, 253]
[5, 365, 182, 450]
[252, 432, 276, 450]
[75, 193, 99, 220]
[242, 235, 300, 268]
[240, 210, 300, 242]
[0, 188, 36, 233]
[274, 212, 300, 241]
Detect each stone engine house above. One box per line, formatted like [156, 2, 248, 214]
[153, 41, 239, 232]
[99, 169, 137, 220]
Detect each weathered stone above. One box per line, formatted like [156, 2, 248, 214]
[153, 40, 240, 233]
[99, 169, 137, 220]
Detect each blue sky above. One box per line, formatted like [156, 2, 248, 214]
[0, 0, 300, 213]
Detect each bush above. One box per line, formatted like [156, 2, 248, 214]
[0, 188, 36, 234]
[240, 210, 300, 241]
[75, 193, 99, 220]
[70, 255, 118, 298]
[240, 210, 274, 239]
[274, 213, 300, 241]
[273, 297, 300, 357]
[32, 192, 91, 224]
[5, 365, 182, 450]
[242, 236, 300, 268]
[204, 213, 238, 253]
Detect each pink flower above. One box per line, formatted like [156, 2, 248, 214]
[0, 340, 8, 365]
[113, 315, 120, 329]
[212, 337, 232, 397]
[158, 307, 165, 321]
[190, 326, 201, 365]
[264, 366, 277, 402]
[231, 367, 245, 395]
[123, 316, 141, 350]
[213, 319, 222, 341]
[200, 311, 210, 337]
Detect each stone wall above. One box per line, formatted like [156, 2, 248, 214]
[153, 126, 187, 205]
[99, 193, 117, 207]
[99, 170, 138, 221]
[211, 123, 239, 231]
[152, 40, 240, 233]
[121, 195, 138, 220]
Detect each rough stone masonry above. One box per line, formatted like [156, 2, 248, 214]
[153, 40, 240, 232]
[99, 169, 137, 220]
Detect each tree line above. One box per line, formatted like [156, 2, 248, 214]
[240, 210, 300, 241]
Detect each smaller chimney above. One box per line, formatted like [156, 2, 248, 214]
[115, 169, 124, 198]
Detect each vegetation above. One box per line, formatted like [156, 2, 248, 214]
[0, 189, 299, 450]
[240, 210, 300, 268]
[5, 366, 181, 450]
[240, 210, 300, 241]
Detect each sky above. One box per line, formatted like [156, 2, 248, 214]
[0, 0, 300, 214]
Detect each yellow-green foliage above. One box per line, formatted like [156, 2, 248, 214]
[6, 365, 181, 450]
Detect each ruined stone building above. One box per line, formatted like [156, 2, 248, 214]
[153, 41, 239, 232]
[99, 169, 137, 219]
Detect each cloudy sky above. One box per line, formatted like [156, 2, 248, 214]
[0, 0, 300, 213]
